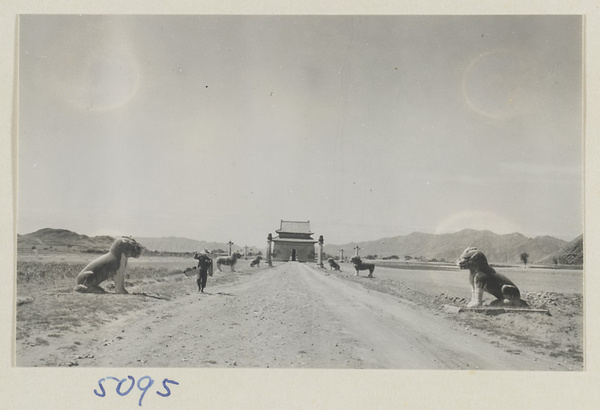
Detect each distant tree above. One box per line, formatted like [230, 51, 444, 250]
[404, 255, 413, 261]
[520, 252, 529, 266]
[553, 257, 559, 266]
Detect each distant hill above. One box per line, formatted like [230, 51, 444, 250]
[135, 237, 247, 254]
[18, 227, 582, 265]
[323, 229, 574, 265]
[17, 228, 115, 253]
[16, 228, 253, 255]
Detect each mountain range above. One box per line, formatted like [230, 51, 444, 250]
[16, 228, 248, 254]
[17, 228, 582, 265]
[323, 229, 579, 265]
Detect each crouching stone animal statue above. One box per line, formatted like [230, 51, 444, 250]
[74, 236, 143, 294]
[249, 255, 263, 267]
[327, 258, 341, 271]
[456, 247, 528, 308]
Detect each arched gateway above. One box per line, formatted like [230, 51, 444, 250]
[271, 220, 317, 262]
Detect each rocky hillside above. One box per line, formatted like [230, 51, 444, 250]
[323, 229, 573, 265]
[539, 235, 583, 266]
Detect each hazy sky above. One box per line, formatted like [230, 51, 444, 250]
[17, 15, 583, 247]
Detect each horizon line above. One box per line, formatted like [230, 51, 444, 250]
[17, 226, 582, 246]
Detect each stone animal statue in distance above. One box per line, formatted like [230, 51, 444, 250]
[216, 252, 242, 272]
[327, 257, 341, 271]
[249, 255, 263, 267]
[350, 256, 374, 278]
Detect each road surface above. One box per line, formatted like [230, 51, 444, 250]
[30, 262, 564, 370]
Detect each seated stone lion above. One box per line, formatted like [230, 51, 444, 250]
[327, 258, 341, 271]
[74, 236, 143, 294]
[249, 255, 263, 267]
[456, 247, 528, 307]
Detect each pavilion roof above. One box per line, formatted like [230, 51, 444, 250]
[277, 220, 313, 234]
[271, 237, 317, 244]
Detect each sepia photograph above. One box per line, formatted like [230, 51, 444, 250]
[14, 14, 584, 372]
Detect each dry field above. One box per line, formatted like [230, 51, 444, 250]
[15, 252, 583, 370]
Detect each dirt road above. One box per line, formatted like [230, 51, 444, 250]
[18, 262, 569, 370]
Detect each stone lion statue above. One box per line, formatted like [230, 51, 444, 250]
[249, 255, 263, 267]
[216, 252, 242, 272]
[327, 257, 341, 271]
[456, 247, 528, 307]
[350, 256, 374, 277]
[74, 236, 143, 294]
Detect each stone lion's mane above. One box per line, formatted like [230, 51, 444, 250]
[110, 236, 142, 258]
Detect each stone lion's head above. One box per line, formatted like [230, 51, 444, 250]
[350, 256, 362, 265]
[456, 247, 488, 270]
[110, 236, 143, 258]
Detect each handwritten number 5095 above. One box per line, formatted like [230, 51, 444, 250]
[94, 376, 179, 406]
